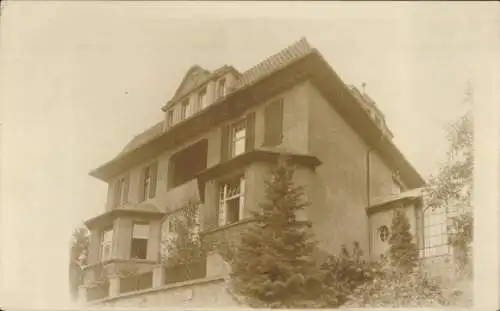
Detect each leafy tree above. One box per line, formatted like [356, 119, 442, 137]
[427, 86, 473, 273]
[161, 199, 205, 281]
[226, 156, 321, 308]
[69, 227, 89, 301]
[388, 207, 419, 272]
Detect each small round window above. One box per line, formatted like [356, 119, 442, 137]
[378, 225, 390, 242]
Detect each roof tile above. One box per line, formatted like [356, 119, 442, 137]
[230, 37, 313, 90]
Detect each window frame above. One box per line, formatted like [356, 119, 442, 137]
[130, 222, 150, 260]
[143, 166, 151, 201]
[100, 227, 113, 261]
[181, 99, 193, 120]
[166, 110, 174, 128]
[421, 207, 449, 258]
[229, 119, 246, 158]
[198, 87, 208, 109]
[216, 78, 226, 99]
[218, 173, 246, 226]
[115, 176, 129, 207]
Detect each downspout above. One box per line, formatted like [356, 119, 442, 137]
[366, 149, 373, 259]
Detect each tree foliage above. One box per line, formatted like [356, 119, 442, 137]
[226, 156, 322, 308]
[161, 199, 205, 277]
[344, 209, 448, 308]
[426, 90, 473, 272]
[69, 227, 90, 301]
[319, 242, 381, 307]
[388, 207, 419, 272]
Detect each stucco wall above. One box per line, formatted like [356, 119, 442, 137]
[306, 81, 396, 258]
[254, 83, 310, 154]
[99, 278, 241, 308]
[104, 81, 310, 215]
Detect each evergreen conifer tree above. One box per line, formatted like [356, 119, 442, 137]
[388, 207, 419, 272]
[228, 156, 320, 307]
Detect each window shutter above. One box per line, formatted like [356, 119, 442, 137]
[220, 125, 230, 162]
[245, 112, 256, 152]
[263, 99, 284, 146]
[112, 181, 119, 208]
[139, 169, 146, 202]
[123, 175, 130, 204]
[149, 162, 158, 199]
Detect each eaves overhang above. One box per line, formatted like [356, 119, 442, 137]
[365, 188, 424, 215]
[84, 208, 165, 230]
[195, 149, 322, 202]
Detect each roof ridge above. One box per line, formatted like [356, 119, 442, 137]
[231, 37, 313, 90]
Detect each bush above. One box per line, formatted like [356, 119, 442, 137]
[318, 242, 381, 308]
[344, 259, 449, 308]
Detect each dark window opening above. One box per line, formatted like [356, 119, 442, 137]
[168, 139, 208, 189]
[226, 198, 241, 224]
[131, 223, 149, 260]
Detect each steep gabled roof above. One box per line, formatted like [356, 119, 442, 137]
[171, 65, 212, 102]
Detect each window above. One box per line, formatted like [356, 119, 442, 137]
[421, 207, 449, 258]
[263, 99, 284, 146]
[114, 176, 129, 207]
[181, 99, 194, 120]
[168, 140, 208, 189]
[216, 78, 226, 99]
[230, 120, 246, 157]
[131, 223, 149, 260]
[220, 113, 255, 162]
[198, 88, 208, 109]
[100, 228, 113, 261]
[140, 163, 157, 201]
[166, 110, 174, 128]
[218, 175, 245, 226]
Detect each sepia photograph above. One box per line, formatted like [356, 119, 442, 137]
[0, 1, 499, 310]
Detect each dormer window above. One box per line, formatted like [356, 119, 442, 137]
[216, 78, 226, 99]
[198, 88, 208, 109]
[181, 99, 194, 120]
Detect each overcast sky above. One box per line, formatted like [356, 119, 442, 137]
[0, 1, 499, 309]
